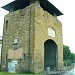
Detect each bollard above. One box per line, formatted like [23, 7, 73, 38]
[44, 71, 46, 75]
[46, 67, 50, 75]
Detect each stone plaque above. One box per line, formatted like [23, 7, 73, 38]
[8, 48, 22, 59]
[48, 27, 55, 37]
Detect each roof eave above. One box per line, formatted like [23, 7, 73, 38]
[1, 0, 63, 16]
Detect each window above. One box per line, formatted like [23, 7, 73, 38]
[14, 38, 18, 44]
[6, 21, 8, 28]
[23, 53, 25, 59]
[12, 38, 18, 50]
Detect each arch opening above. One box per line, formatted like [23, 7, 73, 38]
[44, 39, 58, 71]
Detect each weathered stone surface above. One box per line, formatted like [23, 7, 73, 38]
[0, 39, 2, 70]
[1, 4, 63, 73]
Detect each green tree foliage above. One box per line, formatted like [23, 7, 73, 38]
[64, 59, 72, 66]
[63, 45, 71, 60]
[70, 53, 75, 63]
[63, 45, 75, 66]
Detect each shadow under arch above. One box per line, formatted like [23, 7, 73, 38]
[44, 39, 58, 71]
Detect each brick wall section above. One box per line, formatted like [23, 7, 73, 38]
[1, 4, 63, 73]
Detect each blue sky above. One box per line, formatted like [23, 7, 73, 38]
[0, 0, 75, 53]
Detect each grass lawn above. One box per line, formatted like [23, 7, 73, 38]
[0, 72, 43, 75]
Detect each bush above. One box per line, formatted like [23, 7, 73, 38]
[0, 65, 1, 71]
[64, 59, 72, 66]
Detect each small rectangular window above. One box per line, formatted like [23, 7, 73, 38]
[6, 21, 8, 28]
[14, 39, 18, 44]
[23, 53, 25, 59]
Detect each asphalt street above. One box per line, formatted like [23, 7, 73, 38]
[62, 67, 75, 75]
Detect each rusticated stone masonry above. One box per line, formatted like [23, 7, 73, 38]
[1, 4, 63, 73]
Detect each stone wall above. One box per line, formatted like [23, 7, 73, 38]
[34, 5, 63, 72]
[2, 5, 31, 72]
[1, 4, 63, 73]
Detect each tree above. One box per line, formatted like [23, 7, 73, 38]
[63, 45, 75, 66]
[63, 45, 71, 60]
[64, 59, 72, 66]
[70, 53, 75, 63]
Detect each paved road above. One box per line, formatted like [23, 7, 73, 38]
[62, 67, 75, 75]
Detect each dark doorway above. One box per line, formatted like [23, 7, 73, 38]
[44, 39, 57, 71]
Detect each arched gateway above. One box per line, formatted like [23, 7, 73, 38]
[1, 0, 63, 73]
[44, 39, 57, 71]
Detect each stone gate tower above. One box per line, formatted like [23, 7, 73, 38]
[1, 0, 63, 73]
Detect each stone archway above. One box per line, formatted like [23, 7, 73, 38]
[44, 39, 58, 71]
